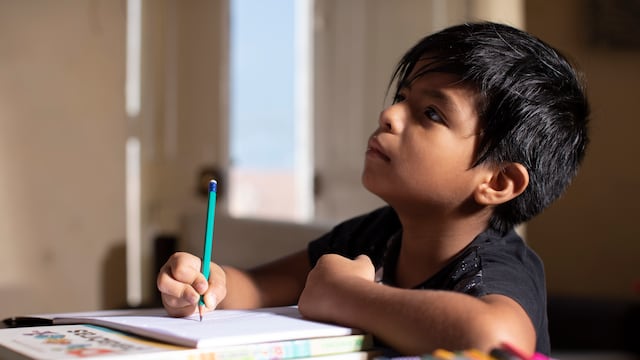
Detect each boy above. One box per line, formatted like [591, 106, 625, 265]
[157, 22, 589, 356]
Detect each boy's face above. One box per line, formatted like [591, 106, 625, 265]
[362, 63, 489, 213]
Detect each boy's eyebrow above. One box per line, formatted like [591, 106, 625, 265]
[402, 72, 471, 117]
[419, 87, 459, 114]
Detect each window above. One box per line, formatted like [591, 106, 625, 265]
[228, 0, 313, 222]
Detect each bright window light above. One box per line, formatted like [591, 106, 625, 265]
[228, 0, 313, 222]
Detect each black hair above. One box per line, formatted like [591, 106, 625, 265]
[389, 22, 590, 233]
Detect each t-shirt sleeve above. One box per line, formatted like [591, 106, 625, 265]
[475, 236, 549, 353]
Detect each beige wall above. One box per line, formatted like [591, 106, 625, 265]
[526, 1, 640, 300]
[0, 0, 127, 316]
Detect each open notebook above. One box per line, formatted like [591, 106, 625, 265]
[20, 306, 363, 349]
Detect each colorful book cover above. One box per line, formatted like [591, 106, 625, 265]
[0, 324, 373, 360]
[0, 324, 182, 359]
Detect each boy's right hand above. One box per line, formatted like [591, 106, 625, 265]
[157, 252, 227, 317]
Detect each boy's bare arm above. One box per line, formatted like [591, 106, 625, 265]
[298, 254, 536, 356]
[220, 250, 311, 309]
[157, 250, 310, 316]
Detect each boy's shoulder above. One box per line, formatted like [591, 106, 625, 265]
[472, 228, 544, 268]
[449, 228, 546, 304]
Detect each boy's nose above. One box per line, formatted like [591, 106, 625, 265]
[378, 102, 408, 134]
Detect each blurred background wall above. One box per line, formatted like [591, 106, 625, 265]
[526, 0, 640, 302]
[0, 0, 128, 314]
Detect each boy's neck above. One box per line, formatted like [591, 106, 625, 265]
[392, 208, 490, 288]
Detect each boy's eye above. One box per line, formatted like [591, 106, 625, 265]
[424, 107, 444, 123]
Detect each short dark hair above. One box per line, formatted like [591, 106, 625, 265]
[389, 22, 590, 233]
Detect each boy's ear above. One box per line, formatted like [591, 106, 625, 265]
[475, 163, 529, 205]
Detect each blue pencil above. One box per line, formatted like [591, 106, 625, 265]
[199, 179, 217, 321]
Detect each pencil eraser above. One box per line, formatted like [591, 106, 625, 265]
[209, 180, 217, 192]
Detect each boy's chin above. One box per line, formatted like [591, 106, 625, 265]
[360, 173, 376, 194]
[361, 176, 391, 204]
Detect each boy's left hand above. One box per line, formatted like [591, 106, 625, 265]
[298, 254, 375, 321]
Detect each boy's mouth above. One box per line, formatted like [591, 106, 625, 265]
[366, 137, 391, 162]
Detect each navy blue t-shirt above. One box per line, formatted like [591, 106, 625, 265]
[307, 206, 550, 355]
